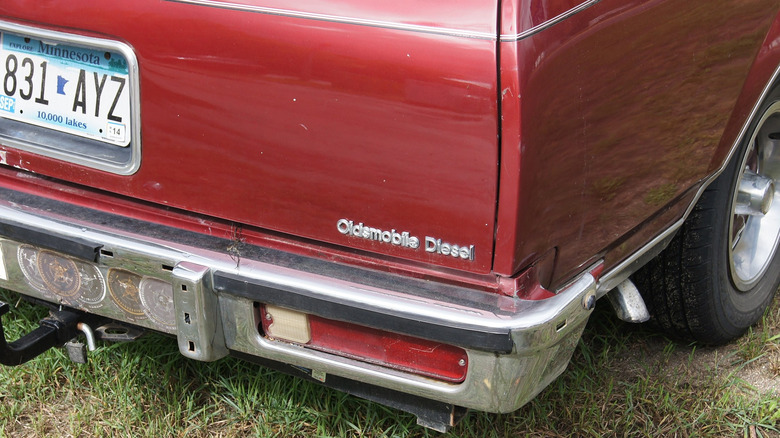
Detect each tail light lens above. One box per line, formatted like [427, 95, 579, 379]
[259, 304, 468, 383]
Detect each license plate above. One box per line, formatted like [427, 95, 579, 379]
[0, 31, 131, 147]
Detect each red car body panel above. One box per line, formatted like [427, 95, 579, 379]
[496, 0, 780, 285]
[0, 0, 500, 274]
[1, 0, 779, 289]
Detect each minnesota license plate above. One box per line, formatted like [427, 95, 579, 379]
[0, 31, 131, 147]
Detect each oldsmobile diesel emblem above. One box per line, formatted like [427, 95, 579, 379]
[337, 219, 420, 249]
[336, 219, 475, 261]
[424, 237, 475, 261]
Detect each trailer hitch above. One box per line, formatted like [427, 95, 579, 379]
[0, 301, 83, 366]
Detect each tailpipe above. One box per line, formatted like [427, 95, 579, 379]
[606, 279, 650, 323]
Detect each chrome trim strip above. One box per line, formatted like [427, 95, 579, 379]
[0, 21, 142, 175]
[499, 0, 602, 42]
[165, 0, 497, 40]
[213, 270, 515, 353]
[598, 62, 780, 296]
[596, 223, 678, 297]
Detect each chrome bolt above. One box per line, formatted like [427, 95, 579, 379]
[458, 359, 466, 367]
[583, 293, 596, 311]
[265, 313, 272, 321]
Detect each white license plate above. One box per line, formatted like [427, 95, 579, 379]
[0, 31, 131, 147]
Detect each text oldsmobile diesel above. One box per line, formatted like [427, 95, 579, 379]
[1, 0, 779, 431]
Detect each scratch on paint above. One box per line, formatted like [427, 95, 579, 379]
[13, 159, 31, 172]
[0, 151, 6, 165]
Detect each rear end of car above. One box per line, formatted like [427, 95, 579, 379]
[0, 2, 598, 431]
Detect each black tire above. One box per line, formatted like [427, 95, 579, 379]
[634, 91, 780, 345]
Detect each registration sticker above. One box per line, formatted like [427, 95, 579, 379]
[0, 31, 131, 147]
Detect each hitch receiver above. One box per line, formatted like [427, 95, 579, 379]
[0, 301, 83, 366]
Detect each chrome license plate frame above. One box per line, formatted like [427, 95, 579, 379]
[0, 21, 140, 175]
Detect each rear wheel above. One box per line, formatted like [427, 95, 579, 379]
[634, 95, 780, 344]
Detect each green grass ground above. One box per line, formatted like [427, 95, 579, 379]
[0, 289, 778, 437]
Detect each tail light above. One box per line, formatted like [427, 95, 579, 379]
[259, 304, 468, 383]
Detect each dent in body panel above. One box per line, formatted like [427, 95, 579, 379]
[495, 0, 780, 284]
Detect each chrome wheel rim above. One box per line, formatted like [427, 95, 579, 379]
[729, 102, 780, 291]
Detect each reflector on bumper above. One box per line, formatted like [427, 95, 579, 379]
[264, 304, 311, 344]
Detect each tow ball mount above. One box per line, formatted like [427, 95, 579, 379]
[0, 301, 83, 366]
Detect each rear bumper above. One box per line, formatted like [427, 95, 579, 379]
[0, 186, 596, 413]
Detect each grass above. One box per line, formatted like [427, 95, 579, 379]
[0, 289, 778, 437]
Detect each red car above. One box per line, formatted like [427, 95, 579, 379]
[1, 0, 779, 431]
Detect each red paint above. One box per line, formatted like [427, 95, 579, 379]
[2, 0, 780, 292]
[0, 0, 500, 274]
[495, 0, 780, 286]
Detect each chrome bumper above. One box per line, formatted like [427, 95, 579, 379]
[0, 187, 595, 413]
